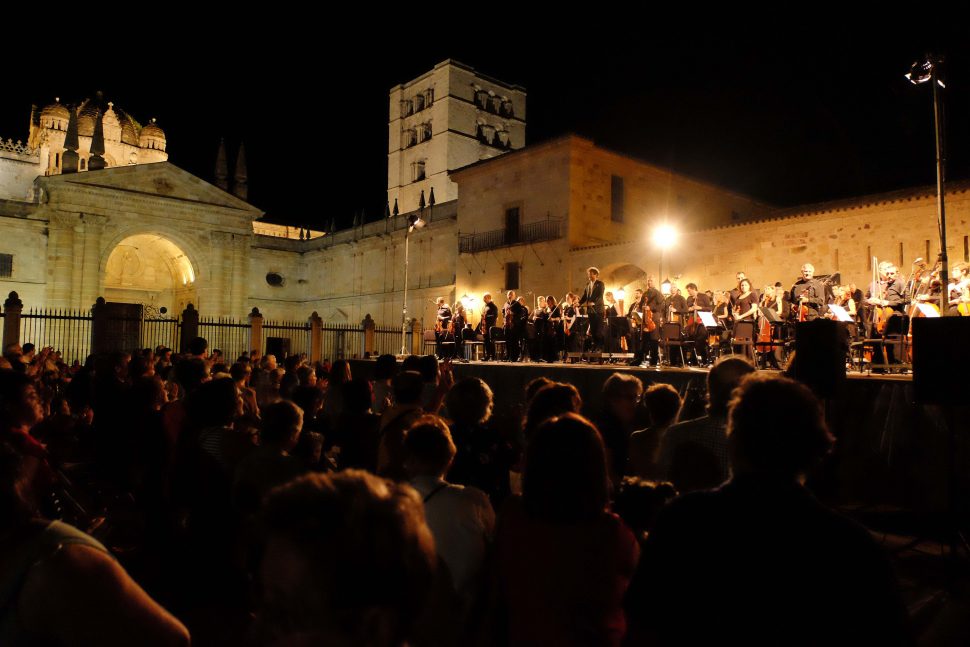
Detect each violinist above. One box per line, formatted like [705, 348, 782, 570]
[665, 284, 689, 323]
[831, 286, 857, 320]
[643, 277, 665, 367]
[481, 292, 499, 360]
[790, 263, 826, 321]
[685, 283, 712, 365]
[947, 263, 970, 316]
[627, 288, 646, 365]
[563, 293, 582, 353]
[546, 295, 563, 362]
[758, 286, 784, 369]
[713, 291, 733, 327]
[605, 292, 619, 318]
[452, 301, 466, 359]
[533, 296, 549, 362]
[434, 296, 452, 359]
[504, 291, 527, 362]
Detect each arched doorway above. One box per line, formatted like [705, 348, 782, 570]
[103, 233, 197, 314]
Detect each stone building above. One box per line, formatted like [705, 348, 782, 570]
[388, 60, 526, 215]
[1, 63, 967, 341]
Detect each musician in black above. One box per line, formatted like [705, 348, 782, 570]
[481, 292, 499, 360]
[686, 283, 713, 365]
[790, 263, 826, 321]
[627, 288, 645, 364]
[544, 295, 563, 362]
[643, 277, 665, 366]
[665, 285, 689, 322]
[578, 267, 606, 351]
[503, 290, 527, 362]
[865, 261, 908, 364]
[452, 302, 466, 360]
[533, 296, 549, 362]
[434, 297, 452, 359]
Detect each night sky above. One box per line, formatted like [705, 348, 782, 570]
[3, 20, 968, 230]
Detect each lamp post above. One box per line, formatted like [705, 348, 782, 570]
[652, 223, 678, 291]
[906, 54, 948, 314]
[400, 198, 426, 356]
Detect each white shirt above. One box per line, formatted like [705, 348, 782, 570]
[409, 475, 495, 599]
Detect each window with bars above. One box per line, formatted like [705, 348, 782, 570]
[505, 262, 520, 290]
[0, 254, 12, 278]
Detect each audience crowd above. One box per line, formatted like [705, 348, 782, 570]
[0, 339, 915, 646]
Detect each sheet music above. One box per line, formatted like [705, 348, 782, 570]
[826, 303, 853, 322]
[698, 311, 718, 327]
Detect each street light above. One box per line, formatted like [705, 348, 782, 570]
[400, 204, 426, 356]
[906, 54, 948, 314]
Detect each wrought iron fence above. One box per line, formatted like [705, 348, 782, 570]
[20, 307, 93, 365]
[198, 317, 252, 360]
[459, 218, 562, 254]
[317, 324, 360, 362]
[374, 325, 408, 357]
[142, 317, 180, 352]
[262, 319, 311, 360]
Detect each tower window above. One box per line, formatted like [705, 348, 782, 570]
[475, 90, 488, 110]
[80, 158, 87, 171]
[401, 99, 413, 117]
[412, 161, 426, 182]
[0, 253, 12, 278]
[425, 88, 434, 106]
[414, 94, 425, 111]
[610, 175, 624, 223]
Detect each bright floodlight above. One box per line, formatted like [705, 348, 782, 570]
[653, 224, 678, 249]
[616, 289, 626, 301]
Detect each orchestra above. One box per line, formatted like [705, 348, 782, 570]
[426, 256, 969, 370]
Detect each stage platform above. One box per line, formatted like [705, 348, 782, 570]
[349, 357, 967, 518]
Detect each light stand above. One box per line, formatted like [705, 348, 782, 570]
[400, 197, 426, 357]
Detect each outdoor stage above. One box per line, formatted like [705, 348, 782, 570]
[349, 358, 968, 521]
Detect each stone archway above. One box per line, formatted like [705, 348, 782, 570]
[103, 233, 198, 314]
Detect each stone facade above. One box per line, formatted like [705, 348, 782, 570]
[388, 60, 526, 215]
[0, 97, 168, 202]
[1, 71, 967, 338]
[449, 135, 776, 313]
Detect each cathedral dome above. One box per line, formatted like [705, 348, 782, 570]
[40, 99, 69, 120]
[139, 118, 166, 151]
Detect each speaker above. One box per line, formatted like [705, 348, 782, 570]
[793, 319, 847, 399]
[913, 317, 970, 404]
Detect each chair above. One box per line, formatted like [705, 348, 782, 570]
[462, 327, 484, 361]
[489, 326, 507, 361]
[660, 323, 689, 366]
[422, 329, 437, 355]
[731, 321, 756, 361]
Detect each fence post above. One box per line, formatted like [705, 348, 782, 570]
[410, 317, 423, 356]
[90, 297, 107, 355]
[308, 311, 323, 363]
[2, 291, 23, 351]
[362, 313, 376, 358]
[248, 307, 263, 357]
[180, 303, 199, 353]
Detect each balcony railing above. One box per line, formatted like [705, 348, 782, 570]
[459, 219, 562, 254]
